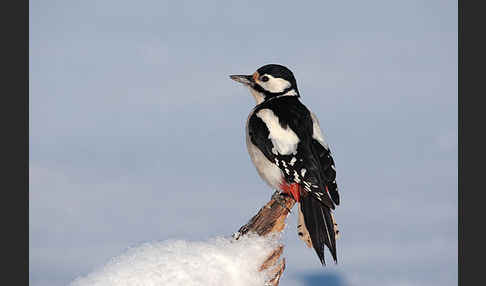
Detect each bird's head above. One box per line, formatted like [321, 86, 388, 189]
[230, 64, 300, 105]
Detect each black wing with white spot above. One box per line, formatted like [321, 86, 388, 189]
[312, 142, 339, 205]
[310, 113, 340, 205]
[247, 97, 335, 209]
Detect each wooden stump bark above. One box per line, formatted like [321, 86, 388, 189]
[233, 191, 296, 286]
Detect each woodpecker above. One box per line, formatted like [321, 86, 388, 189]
[230, 64, 340, 265]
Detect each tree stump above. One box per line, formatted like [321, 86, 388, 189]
[233, 191, 296, 286]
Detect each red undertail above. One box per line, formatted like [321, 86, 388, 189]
[280, 182, 301, 202]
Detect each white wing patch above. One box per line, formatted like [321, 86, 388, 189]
[310, 112, 329, 149]
[256, 109, 300, 155]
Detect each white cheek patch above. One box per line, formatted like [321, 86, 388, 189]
[256, 109, 300, 155]
[259, 74, 291, 93]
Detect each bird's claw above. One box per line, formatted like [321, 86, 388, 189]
[272, 191, 292, 213]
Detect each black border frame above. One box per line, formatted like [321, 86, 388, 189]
[459, 0, 484, 285]
[3, 0, 28, 284]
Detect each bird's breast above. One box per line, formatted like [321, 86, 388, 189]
[245, 111, 283, 190]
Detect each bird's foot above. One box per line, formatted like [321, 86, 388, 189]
[272, 191, 292, 213]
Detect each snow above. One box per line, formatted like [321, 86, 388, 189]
[69, 234, 280, 286]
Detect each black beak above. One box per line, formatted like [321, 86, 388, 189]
[229, 74, 255, 87]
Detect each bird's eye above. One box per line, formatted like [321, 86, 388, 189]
[261, 76, 269, 82]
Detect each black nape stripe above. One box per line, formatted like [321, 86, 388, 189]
[254, 84, 299, 100]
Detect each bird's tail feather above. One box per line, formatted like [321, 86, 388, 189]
[300, 194, 338, 265]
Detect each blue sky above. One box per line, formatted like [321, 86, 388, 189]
[30, 0, 457, 285]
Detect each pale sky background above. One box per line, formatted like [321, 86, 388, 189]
[29, 0, 457, 285]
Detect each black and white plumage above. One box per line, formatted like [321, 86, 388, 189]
[230, 64, 340, 265]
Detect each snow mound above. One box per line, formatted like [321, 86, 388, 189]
[69, 234, 280, 286]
